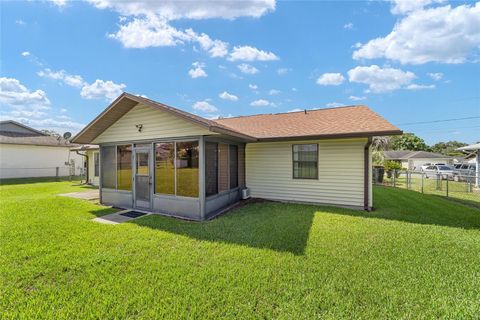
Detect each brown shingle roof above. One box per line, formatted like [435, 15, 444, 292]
[214, 106, 401, 140]
[72, 93, 401, 144]
[0, 130, 76, 147]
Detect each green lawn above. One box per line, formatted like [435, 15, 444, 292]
[1, 181, 480, 318]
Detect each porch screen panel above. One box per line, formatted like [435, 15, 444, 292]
[176, 141, 199, 197]
[155, 142, 175, 195]
[94, 152, 99, 177]
[205, 142, 218, 196]
[218, 144, 229, 192]
[117, 145, 132, 190]
[229, 145, 238, 189]
[101, 146, 116, 188]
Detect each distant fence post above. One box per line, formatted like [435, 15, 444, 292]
[393, 170, 396, 188]
[446, 177, 449, 197]
[55, 167, 59, 181]
[421, 173, 424, 194]
[436, 173, 441, 191]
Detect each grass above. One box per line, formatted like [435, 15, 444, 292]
[1, 181, 480, 318]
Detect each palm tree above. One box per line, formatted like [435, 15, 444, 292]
[372, 136, 390, 165]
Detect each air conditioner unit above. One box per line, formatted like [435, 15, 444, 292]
[241, 188, 251, 200]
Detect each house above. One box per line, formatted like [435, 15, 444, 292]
[70, 144, 100, 186]
[0, 120, 83, 179]
[383, 150, 453, 171]
[71, 93, 401, 220]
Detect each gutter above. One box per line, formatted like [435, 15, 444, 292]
[364, 137, 373, 211]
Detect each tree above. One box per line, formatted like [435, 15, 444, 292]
[390, 133, 429, 151]
[40, 129, 61, 138]
[431, 141, 468, 156]
[371, 136, 391, 165]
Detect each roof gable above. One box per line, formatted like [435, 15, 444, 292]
[0, 120, 47, 136]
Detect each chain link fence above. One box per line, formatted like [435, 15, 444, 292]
[0, 166, 86, 181]
[374, 168, 479, 205]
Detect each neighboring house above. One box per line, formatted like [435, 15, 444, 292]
[70, 144, 100, 186]
[72, 93, 401, 220]
[0, 120, 83, 179]
[384, 150, 453, 171]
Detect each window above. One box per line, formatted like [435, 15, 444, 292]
[205, 142, 218, 196]
[155, 142, 175, 195]
[117, 145, 132, 190]
[176, 141, 199, 197]
[292, 144, 318, 179]
[93, 152, 99, 177]
[154, 141, 199, 197]
[229, 145, 238, 188]
[101, 146, 116, 188]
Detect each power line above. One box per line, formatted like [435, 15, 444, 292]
[397, 116, 480, 126]
[413, 125, 480, 134]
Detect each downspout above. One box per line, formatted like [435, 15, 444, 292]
[364, 137, 373, 211]
[75, 150, 89, 185]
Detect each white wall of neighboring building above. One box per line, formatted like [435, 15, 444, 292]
[86, 149, 100, 186]
[0, 144, 84, 179]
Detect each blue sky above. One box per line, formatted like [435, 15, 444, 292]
[1, 0, 479, 145]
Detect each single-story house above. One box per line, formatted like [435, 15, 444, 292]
[0, 120, 83, 179]
[457, 143, 480, 187]
[72, 93, 401, 220]
[70, 144, 100, 186]
[383, 150, 453, 171]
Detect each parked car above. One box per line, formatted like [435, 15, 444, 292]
[421, 163, 447, 171]
[453, 163, 477, 182]
[423, 165, 454, 179]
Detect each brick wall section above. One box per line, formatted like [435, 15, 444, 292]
[218, 143, 229, 192]
[238, 144, 245, 188]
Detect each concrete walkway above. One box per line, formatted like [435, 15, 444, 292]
[93, 210, 151, 225]
[58, 189, 99, 201]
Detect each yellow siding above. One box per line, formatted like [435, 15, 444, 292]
[246, 138, 371, 208]
[93, 104, 214, 144]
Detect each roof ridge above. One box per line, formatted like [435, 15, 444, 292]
[214, 105, 367, 121]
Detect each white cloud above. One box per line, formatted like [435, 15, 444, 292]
[192, 100, 218, 113]
[344, 22, 354, 29]
[390, 0, 445, 15]
[188, 62, 208, 78]
[56, 114, 71, 120]
[349, 95, 367, 101]
[277, 68, 289, 75]
[187, 30, 229, 58]
[80, 79, 126, 101]
[219, 91, 238, 101]
[250, 99, 274, 107]
[268, 89, 280, 95]
[0, 116, 85, 132]
[87, 0, 275, 20]
[353, 2, 480, 64]
[248, 84, 258, 90]
[0, 77, 50, 108]
[291, 87, 297, 92]
[229, 46, 279, 61]
[288, 108, 302, 113]
[406, 84, 436, 90]
[37, 68, 86, 88]
[237, 63, 259, 74]
[428, 72, 443, 81]
[60, 108, 67, 113]
[16, 19, 26, 26]
[316, 73, 345, 86]
[91, 1, 277, 61]
[49, 0, 67, 7]
[326, 102, 344, 108]
[347, 65, 416, 93]
[21, 51, 30, 57]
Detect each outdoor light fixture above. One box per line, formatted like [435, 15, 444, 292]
[136, 124, 143, 132]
